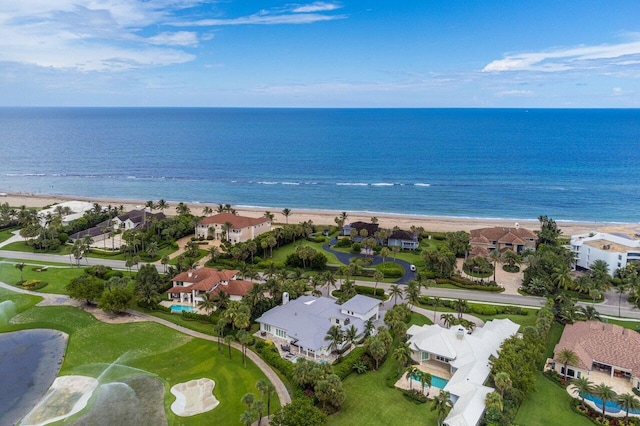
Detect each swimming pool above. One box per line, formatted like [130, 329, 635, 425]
[411, 373, 449, 389]
[170, 305, 196, 313]
[583, 393, 640, 415]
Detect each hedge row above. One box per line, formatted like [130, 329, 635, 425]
[255, 342, 295, 381]
[435, 277, 504, 292]
[333, 346, 367, 380]
[376, 262, 404, 278]
[419, 297, 527, 316]
[354, 285, 385, 298]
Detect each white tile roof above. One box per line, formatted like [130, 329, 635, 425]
[340, 294, 380, 315]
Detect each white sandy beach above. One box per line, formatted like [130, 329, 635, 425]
[1, 191, 613, 235]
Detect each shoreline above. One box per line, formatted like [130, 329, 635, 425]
[0, 190, 617, 235]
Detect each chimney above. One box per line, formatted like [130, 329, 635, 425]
[282, 292, 290, 305]
[456, 327, 465, 339]
[188, 271, 193, 278]
[515, 222, 520, 229]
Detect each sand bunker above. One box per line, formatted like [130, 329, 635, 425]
[170, 378, 219, 417]
[21, 375, 98, 426]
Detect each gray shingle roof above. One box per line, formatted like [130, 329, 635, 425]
[340, 294, 380, 315]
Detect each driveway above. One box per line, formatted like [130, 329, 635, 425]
[322, 244, 418, 284]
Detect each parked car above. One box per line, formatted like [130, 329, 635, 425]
[409, 264, 417, 272]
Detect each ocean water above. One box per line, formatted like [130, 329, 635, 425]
[1, 107, 638, 223]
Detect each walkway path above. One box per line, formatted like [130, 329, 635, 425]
[0, 282, 292, 406]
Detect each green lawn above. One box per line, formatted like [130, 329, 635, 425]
[169, 248, 208, 265]
[0, 287, 280, 425]
[88, 244, 176, 262]
[0, 240, 69, 254]
[515, 373, 593, 426]
[0, 262, 87, 294]
[330, 313, 437, 425]
[270, 240, 342, 265]
[0, 227, 18, 244]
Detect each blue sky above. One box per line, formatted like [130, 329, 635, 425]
[1, 1, 639, 107]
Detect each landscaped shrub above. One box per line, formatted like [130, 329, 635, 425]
[333, 347, 367, 379]
[470, 304, 498, 315]
[376, 262, 404, 278]
[401, 389, 428, 404]
[419, 270, 437, 279]
[430, 232, 446, 240]
[354, 286, 385, 298]
[21, 279, 48, 290]
[334, 238, 352, 248]
[435, 277, 504, 292]
[181, 311, 215, 323]
[351, 242, 362, 253]
[259, 342, 294, 380]
[257, 260, 287, 270]
[104, 270, 124, 279]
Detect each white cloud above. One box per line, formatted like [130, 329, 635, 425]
[495, 89, 534, 97]
[483, 38, 640, 73]
[173, 12, 345, 27]
[0, 1, 204, 71]
[146, 31, 199, 47]
[292, 2, 342, 13]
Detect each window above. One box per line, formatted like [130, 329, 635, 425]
[435, 355, 449, 363]
[276, 329, 286, 338]
[263, 324, 271, 332]
[421, 352, 429, 361]
[335, 319, 340, 324]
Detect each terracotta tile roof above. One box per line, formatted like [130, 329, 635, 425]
[554, 321, 640, 375]
[498, 232, 526, 245]
[470, 235, 490, 244]
[470, 227, 538, 243]
[171, 268, 238, 292]
[200, 213, 269, 229]
[214, 280, 254, 297]
[468, 246, 490, 259]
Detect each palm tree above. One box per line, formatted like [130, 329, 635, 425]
[345, 324, 361, 349]
[453, 298, 468, 320]
[281, 208, 291, 224]
[493, 372, 512, 398]
[263, 211, 274, 221]
[157, 199, 168, 212]
[431, 390, 452, 426]
[419, 371, 432, 395]
[405, 366, 418, 390]
[145, 200, 156, 211]
[372, 270, 384, 296]
[197, 292, 217, 315]
[489, 249, 501, 282]
[616, 283, 630, 317]
[571, 377, 593, 409]
[240, 409, 255, 426]
[161, 255, 170, 273]
[175, 202, 190, 216]
[404, 281, 421, 308]
[553, 263, 574, 291]
[237, 330, 251, 368]
[592, 383, 617, 422]
[432, 296, 441, 323]
[440, 313, 456, 329]
[392, 342, 412, 373]
[485, 391, 504, 413]
[556, 348, 579, 383]
[577, 305, 601, 321]
[324, 325, 343, 354]
[15, 262, 25, 283]
[389, 284, 403, 305]
[617, 393, 640, 425]
[256, 379, 276, 417]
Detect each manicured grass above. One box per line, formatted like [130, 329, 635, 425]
[515, 373, 593, 426]
[88, 244, 176, 262]
[169, 249, 208, 265]
[0, 288, 280, 425]
[0, 227, 18, 244]
[473, 309, 540, 331]
[270, 240, 342, 265]
[0, 240, 69, 254]
[409, 311, 433, 326]
[0, 262, 87, 294]
[604, 318, 640, 330]
[132, 305, 217, 336]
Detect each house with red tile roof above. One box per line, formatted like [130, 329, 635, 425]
[167, 267, 254, 306]
[195, 213, 270, 244]
[553, 321, 640, 389]
[469, 225, 537, 255]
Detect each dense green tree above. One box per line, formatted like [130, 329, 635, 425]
[314, 374, 345, 409]
[445, 231, 470, 257]
[536, 215, 562, 246]
[431, 390, 453, 426]
[66, 274, 105, 304]
[270, 397, 326, 426]
[98, 286, 134, 313]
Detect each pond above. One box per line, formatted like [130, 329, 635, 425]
[0, 329, 67, 425]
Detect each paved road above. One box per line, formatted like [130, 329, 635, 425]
[322, 244, 418, 284]
[3, 247, 640, 320]
[0, 282, 292, 406]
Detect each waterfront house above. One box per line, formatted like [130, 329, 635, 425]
[469, 226, 538, 255]
[571, 227, 640, 276]
[342, 221, 379, 241]
[195, 213, 270, 244]
[387, 229, 419, 250]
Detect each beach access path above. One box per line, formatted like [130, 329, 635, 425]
[0, 282, 292, 406]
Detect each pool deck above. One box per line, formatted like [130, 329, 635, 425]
[566, 369, 640, 418]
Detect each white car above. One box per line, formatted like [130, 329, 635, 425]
[409, 264, 417, 272]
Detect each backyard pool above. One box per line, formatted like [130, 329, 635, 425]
[584, 393, 640, 414]
[170, 305, 196, 313]
[412, 373, 449, 389]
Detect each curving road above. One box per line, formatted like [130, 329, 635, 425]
[322, 244, 418, 284]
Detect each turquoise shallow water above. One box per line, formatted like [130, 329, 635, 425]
[412, 373, 449, 389]
[1, 108, 638, 222]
